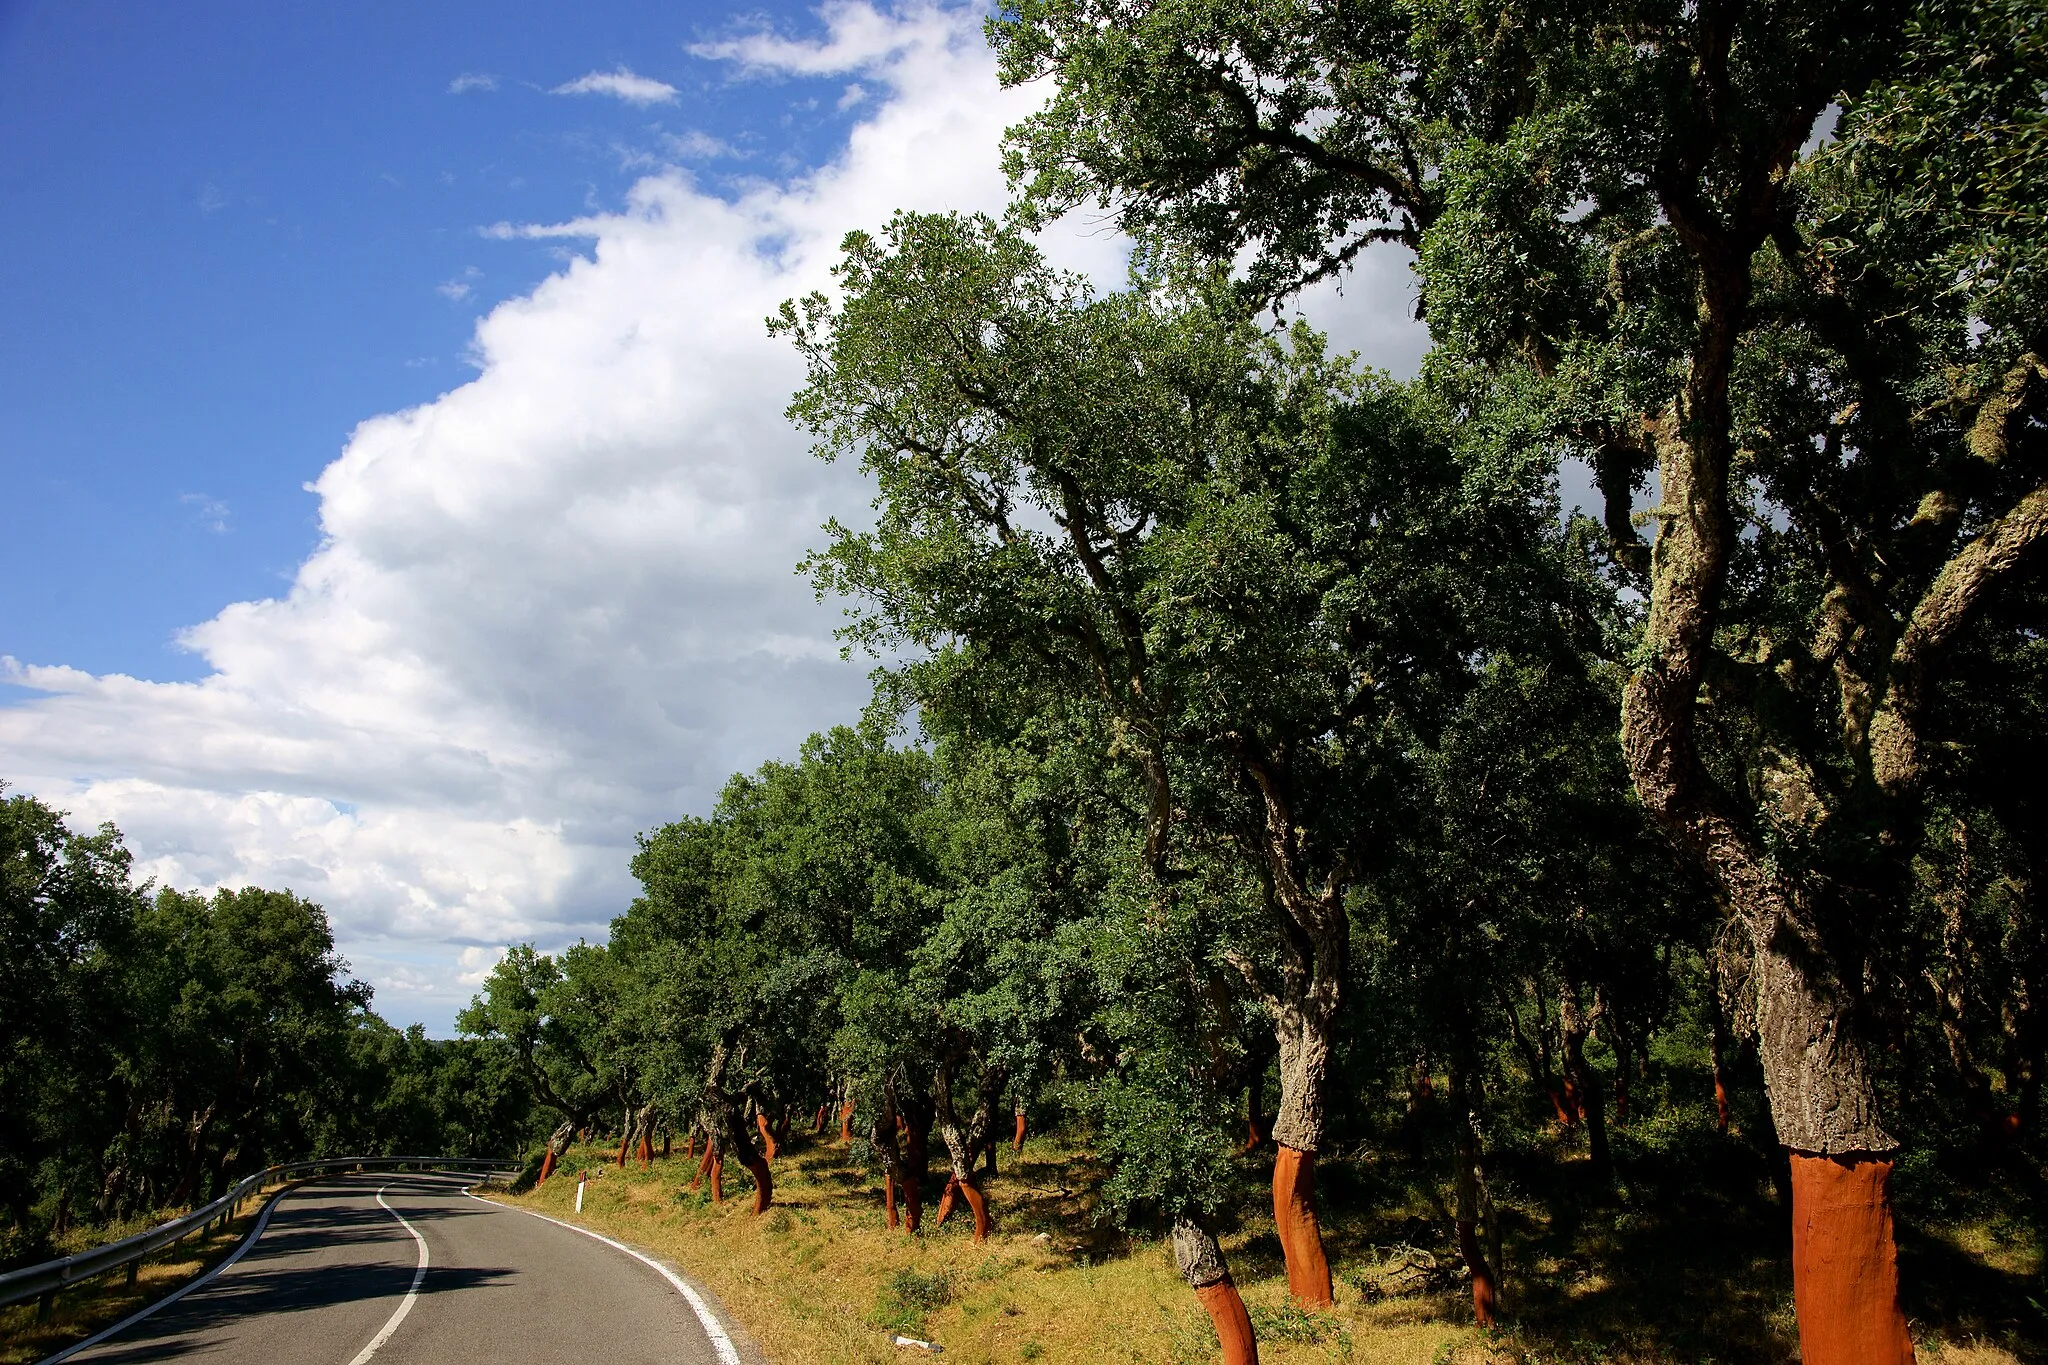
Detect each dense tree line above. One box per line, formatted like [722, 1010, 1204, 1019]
[465, 1, 2044, 1361]
[0, 787, 535, 1268]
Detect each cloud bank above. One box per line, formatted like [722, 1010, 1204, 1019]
[2, 2, 1423, 1032]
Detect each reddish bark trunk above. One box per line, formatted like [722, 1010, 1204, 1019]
[1193, 1281, 1259, 1365]
[538, 1148, 556, 1184]
[638, 1132, 653, 1166]
[1546, 1086, 1574, 1126]
[742, 1151, 773, 1213]
[934, 1175, 959, 1227]
[884, 1171, 899, 1228]
[1715, 1073, 1733, 1134]
[814, 1104, 828, 1133]
[686, 1131, 697, 1160]
[757, 1111, 779, 1160]
[958, 1177, 990, 1242]
[691, 1142, 713, 1193]
[615, 1130, 630, 1167]
[1271, 1145, 1334, 1307]
[1243, 1111, 1270, 1152]
[1013, 1106, 1027, 1152]
[1457, 1219, 1499, 1326]
[840, 1101, 855, 1142]
[709, 1151, 724, 1204]
[1789, 1153, 1915, 1365]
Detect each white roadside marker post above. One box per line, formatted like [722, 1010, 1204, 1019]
[576, 1177, 586, 1213]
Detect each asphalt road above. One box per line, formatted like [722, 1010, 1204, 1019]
[61, 1173, 744, 1365]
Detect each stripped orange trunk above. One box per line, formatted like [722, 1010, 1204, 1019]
[1195, 1282, 1259, 1365]
[1789, 1154, 1915, 1365]
[1458, 1219, 1498, 1325]
[1013, 1105, 1026, 1152]
[958, 1178, 991, 1241]
[1271, 1146, 1333, 1307]
[741, 1150, 773, 1214]
[1176, 1221, 1258, 1365]
[840, 1101, 855, 1143]
[757, 1111, 779, 1160]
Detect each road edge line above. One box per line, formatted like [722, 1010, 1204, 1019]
[36, 1181, 292, 1365]
[342, 1185, 431, 1365]
[462, 1189, 743, 1365]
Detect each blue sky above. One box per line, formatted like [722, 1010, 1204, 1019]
[0, 0, 871, 683]
[0, 1, 1428, 1033]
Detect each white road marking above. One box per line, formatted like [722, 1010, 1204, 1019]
[463, 1189, 743, 1365]
[343, 1185, 430, 1365]
[38, 1186, 289, 1365]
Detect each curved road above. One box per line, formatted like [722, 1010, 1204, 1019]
[60, 1174, 748, 1365]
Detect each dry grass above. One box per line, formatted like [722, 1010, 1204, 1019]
[496, 1136, 1485, 1365]
[0, 1184, 281, 1365]
[495, 1131, 2045, 1365]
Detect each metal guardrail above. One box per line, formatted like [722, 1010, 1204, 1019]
[0, 1154, 522, 1313]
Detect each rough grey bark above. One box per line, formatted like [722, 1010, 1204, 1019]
[1171, 1217, 1229, 1289]
[933, 1049, 1007, 1185]
[1270, 1005, 1332, 1152]
[1741, 917, 1894, 1154]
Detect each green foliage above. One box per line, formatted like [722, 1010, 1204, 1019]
[871, 1266, 954, 1334]
[0, 787, 533, 1267]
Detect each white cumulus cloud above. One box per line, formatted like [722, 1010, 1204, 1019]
[551, 66, 680, 105]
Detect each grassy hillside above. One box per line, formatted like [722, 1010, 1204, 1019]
[492, 1122, 2036, 1365]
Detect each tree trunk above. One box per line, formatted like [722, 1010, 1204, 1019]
[900, 1083, 933, 1233]
[1742, 918, 1913, 1361]
[1270, 1003, 1336, 1307]
[700, 1036, 773, 1212]
[1790, 1153, 1915, 1365]
[1710, 966, 1736, 1135]
[1013, 1098, 1027, 1152]
[1561, 984, 1608, 1176]
[873, 1083, 904, 1231]
[840, 1100, 856, 1143]
[1173, 1218, 1258, 1365]
[1450, 1062, 1500, 1326]
[933, 1051, 1003, 1242]
[1245, 1065, 1269, 1151]
[757, 1110, 780, 1161]
[539, 1120, 574, 1184]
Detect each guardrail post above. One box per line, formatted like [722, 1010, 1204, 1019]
[36, 1289, 53, 1322]
[127, 1258, 139, 1288]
